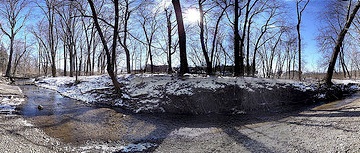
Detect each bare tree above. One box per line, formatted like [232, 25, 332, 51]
[12, 37, 31, 76]
[198, 0, 212, 75]
[56, 0, 80, 77]
[118, 0, 135, 74]
[0, 0, 28, 78]
[296, 0, 310, 80]
[138, 2, 160, 73]
[251, 1, 280, 76]
[87, 0, 122, 93]
[35, 0, 58, 77]
[197, 0, 229, 75]
[164, 7, 177, 74]
[325, 1, 360, 86]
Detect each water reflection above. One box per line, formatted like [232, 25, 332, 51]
[20, 85, 94, 143]
[21, 86, 91, 117]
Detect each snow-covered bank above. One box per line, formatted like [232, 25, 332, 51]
[0, 83, 25, 114]
[35, 74, 360, 114]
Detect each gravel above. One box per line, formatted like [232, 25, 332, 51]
[0, 115, 73, 152]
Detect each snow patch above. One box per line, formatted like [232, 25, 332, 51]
[332, 79, 360, 85]
[120, 143, 157, 152]
[20, 119, 33, 127]
[0, 97, 25, 114]
[78, 144, 122, 152]
[78, 141, 158, 152]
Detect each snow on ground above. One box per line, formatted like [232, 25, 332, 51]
[332, 79, 360, 85]
[0, 84, 25, 115]
[35, 74, 360, 113]
[36, 75, 116, 103]
[0, 97, 25, 114]
[77, 142, 157, 153]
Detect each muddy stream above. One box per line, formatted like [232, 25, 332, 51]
[19, 85, 240, 148]
[19, 85, 174, 146]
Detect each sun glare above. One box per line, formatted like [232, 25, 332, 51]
[159, 0, 171, 9]
[184, 8, 200, 24]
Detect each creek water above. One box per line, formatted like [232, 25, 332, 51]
[18, 85, 171, 146]
[19, 85, 100, 144]
[20, 85, 93, 117]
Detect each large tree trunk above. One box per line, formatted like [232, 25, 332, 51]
[172, 0, 189, 75]
[325, 1, 360, 86]
[234, 0, 240, 76]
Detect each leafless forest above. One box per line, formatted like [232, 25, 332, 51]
[0, 0, 360, 86]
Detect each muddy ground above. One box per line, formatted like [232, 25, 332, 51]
[16, 95, 360, 152]
[2, 82, 360, 152]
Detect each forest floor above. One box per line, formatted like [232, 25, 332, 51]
[2, 75, 360, 152]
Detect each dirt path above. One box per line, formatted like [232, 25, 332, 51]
[154, 99, 360, 153]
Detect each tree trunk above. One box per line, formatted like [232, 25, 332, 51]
[120, 0, 131, 74]
[296, 23, 302, 81]
[239, 0, 251, 77]
[149, 45, 154, 73]
[5, 36, 14, 77]
[88, 0, 122, 93]
[49, 3, 56, 77]
[296, 0, 310, 81]
[172, 0, 189, 75]
[198, 0, 212, 75]
[63, 41, 67, 76]
[325, 1, 360, 86]
[234, 0, 240, 76]
[165, 9, 173, 74]
[246, 20, 251, 76]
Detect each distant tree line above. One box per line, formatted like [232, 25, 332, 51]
[0, 0, 359, 88]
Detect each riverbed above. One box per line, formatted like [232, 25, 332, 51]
[16, 85, 360, 152]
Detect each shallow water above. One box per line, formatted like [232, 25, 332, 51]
[313, 92, 360, 111]
[19, 85, 98, 143]
[20, 85, 93, 117]
[19, 85, 167, 146]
